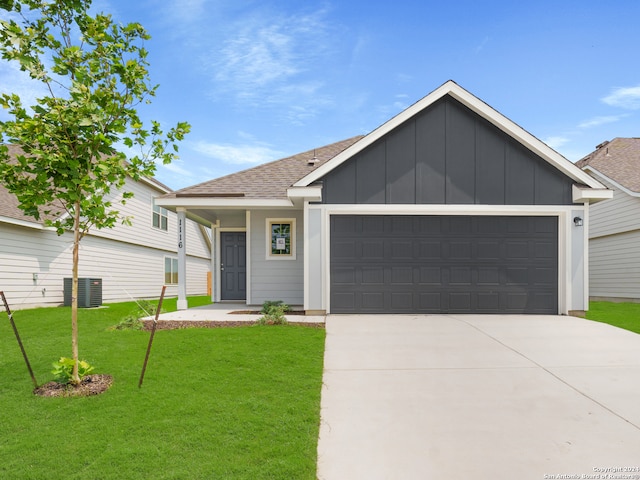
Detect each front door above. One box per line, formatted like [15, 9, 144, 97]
[220, 232, 246, 300]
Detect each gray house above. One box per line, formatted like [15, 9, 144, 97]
[577, 138, 640, 302]
[157, 81, 611, 315]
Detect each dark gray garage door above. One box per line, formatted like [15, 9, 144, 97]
[330, 215, 558, 314]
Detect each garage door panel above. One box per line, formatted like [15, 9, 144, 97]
[362, 266, 384, 284]
[418, 241, 442, 259]
[332, 267, 356, 285]
[477, 293, 500, 310]
[506, 241, 529, 259]
[449, 292, 471, 311]
[533, 267, 556, 286]
[362, 292, 384, 310]
[391, 292, 413, 310]
[478, 267, 500, 285]
[330, 215, 558, 314]
[391, 266, 413, 284]
[362, 240, 384, 259]
[419, 292, 442, 310]
[450, 267, 472, 285]
[419, 266, 442, 284]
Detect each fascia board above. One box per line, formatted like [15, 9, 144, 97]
[446, 87, 607, 189]
[155, 197, 293, 209]
[294, 80, 606, 191]
[0, 215, 44, 230]
[580, 167, 639, 198]
[293, 81, 455, 187]
[286, 186, 322, 202]
[139, 176, 172, 194]
[572, 184, 613, 203]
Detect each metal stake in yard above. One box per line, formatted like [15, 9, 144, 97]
[138, 285, 167, 388]
[1, 291, 38, 388]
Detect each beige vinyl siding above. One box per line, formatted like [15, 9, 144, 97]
[590, 230, 640, 300]
[88, 178, 210, 259]
[588, 177, 640, 239]
[249, 209, 304, 306]
[0, 178, 211, 310]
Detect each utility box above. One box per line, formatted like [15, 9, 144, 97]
[63, 278, 103, 308]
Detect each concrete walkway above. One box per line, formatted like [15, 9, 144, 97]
[148, 302, 325, 324]
[317, 315, 640, 480]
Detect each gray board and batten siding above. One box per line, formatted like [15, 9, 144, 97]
[320, 96, 575, 206]
[318, 94, 572, 315]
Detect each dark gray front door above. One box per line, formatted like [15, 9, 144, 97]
[330, 215, 558, 314]
[221, 232, 246, 300]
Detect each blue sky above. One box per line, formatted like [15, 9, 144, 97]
[2, 0, 640, 190]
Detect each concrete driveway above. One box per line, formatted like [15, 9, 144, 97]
[317, 315, 640, 480]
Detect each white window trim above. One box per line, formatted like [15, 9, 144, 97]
[266, 218, 296, 260]
[164, 256, 179, 285]
[152, 202, 169, 232]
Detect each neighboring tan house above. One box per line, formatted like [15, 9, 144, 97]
[577, 138, 640, 302]
[0, 145, 211, 309]
[158, 80, 611, 315]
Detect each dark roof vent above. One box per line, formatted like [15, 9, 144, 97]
[307, 151, 319, 165]
[595, 140, 610, 150]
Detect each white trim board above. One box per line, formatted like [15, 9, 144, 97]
[295, 80, 607, 192]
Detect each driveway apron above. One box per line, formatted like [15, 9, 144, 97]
[316, 315, 640, 480]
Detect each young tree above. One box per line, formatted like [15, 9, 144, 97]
[0, 0, 190, 384]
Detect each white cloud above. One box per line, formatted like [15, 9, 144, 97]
[207, 7, 335, 113]
[544, 136, 571, 150]
[162, 0, 206, 24]
[602, 85, 640, 109]
[193, 141, 283, 165]
[578, 114, 628, 129]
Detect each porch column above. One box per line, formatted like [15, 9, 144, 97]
[177, 208, 188, 310]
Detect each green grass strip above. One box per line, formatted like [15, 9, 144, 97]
[0, 297, 325, 479]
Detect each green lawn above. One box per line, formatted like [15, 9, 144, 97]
[0, 296, 325, 479]
[587, 301, 640, 334]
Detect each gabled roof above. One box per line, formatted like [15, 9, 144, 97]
[295, 80, 607, 191]
[159, 136, 363, 207]
[1, 144, 173, 228]
[576, 138, 640, 194]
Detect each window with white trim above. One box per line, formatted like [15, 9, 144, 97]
[153, 203, 168, 231]
[164, 257, 178, 284]
[266, 218, 296, 259]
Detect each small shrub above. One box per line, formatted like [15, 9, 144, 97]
[257, 300, 289, 325]
[52, 357, 94, 384]
[260, 300, 290, 315]
[109, 299, 161, 331]
[110, 314, 145, 331]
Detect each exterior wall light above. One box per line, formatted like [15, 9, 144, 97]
[573, 216, 583, 227]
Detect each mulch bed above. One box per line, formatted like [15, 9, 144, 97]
[33, 374, 113, 398]
[141, 320, 324, 330]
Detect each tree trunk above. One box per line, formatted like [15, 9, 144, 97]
[71, 201, 81, 385]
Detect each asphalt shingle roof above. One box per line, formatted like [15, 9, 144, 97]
[1, 144, 173, 225]
[576, 137, 640, 193]
[164, 136, 364, 200]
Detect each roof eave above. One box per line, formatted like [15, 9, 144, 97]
[572, 184, 613, 203]
[581, 166, 640, 198]
[0, 215, 45, 229]
[294, 80, 607, 191]
[155, 197, 295, 209]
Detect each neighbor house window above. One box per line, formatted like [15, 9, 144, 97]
[165, 257, 178, 284]
[153, 204, 168, 231]
[266, 218, 296, 259]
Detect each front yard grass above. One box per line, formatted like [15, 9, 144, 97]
[587, 301, 640, 334]
[0, 296, 325, 479]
